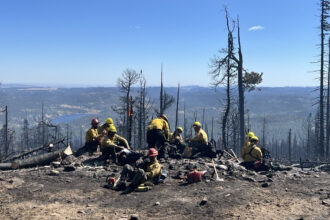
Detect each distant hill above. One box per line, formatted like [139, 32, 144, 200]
[0, 86, 317, 147]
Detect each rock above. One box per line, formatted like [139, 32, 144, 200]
[217, 165, 228, 171]
[321, 199, 330, 206]
[77, 210, 85, 214]
[64, 165, 76, 172]
[154, 201, 160, 206]
[200, 197, 208, 206]
[49, 170, 60, 176]
[130, 214, 139, 220]
[261, 182, 270, 188]
[52, 161, 61, 168]
[242, 174, 256, 182]
[61, 155, 76, 165]
[266, 173, 273, 178]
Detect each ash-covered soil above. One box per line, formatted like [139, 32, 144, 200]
[0, 155, 329, 220]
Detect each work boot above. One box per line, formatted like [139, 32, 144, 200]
[122, 185, 135, 194]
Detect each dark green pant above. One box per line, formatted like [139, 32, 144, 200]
[101, 147, 117, 162]
[75, 141, 98, 157]
[190, 142, 208, 156]
[147, 129, 167, 149]
[120, 164, 147, 187]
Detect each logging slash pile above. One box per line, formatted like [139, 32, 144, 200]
[0, 147, 329, 220]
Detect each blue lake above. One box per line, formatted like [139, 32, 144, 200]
[52, 113, 88, 124]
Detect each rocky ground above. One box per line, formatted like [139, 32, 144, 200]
[0, 154, 329, 220]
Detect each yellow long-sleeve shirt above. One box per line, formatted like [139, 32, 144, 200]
[241, 144, 262, 162]
[101, 134, 129, 150]
[191, 128, 208, 145]
[85, 128, 99, 144]
[147, 118, 169, 140]
[145, 160, 162, 180]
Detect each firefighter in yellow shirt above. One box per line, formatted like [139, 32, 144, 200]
[147, 114, 170, 158]
[170, 127, 186, 154]
[76, 118, 102, 156]
[117, 148, 162, 193]
[187, 121, 209, 156]
[101, 125, 131, 163]
[241, 135, 264, 170]
[98, 117, 114, 136]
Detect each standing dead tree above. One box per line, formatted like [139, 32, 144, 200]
[210, 8, 263, 151]
[135, 73, 153, 149]
[175, 83, 180, 129]
[210, 8, 236, 151]
[158, 65, 175, 115]
[317, 0, 330, 159]
[327, 37, 330, 159]
[114, 69, 140, 144]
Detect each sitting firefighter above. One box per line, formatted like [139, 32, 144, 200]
[147, 114, 170, 159]
[75, 118, 102, 156]
[115, 148, 162, 194]
[241, 135, 269, 171]
[101, 125, 131, 163]
[98, 117, 114, 136]
[186, 121, 209, 157]
[243, 131, 255, 149]
[169, 127, 186, 155]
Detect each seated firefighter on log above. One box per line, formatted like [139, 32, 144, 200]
[100, 125, 131, 163]
[146, 114, 170, 159]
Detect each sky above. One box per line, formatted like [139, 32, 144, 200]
[0, 0, 322, 87]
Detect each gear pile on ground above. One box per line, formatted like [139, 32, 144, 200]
[0, 151, 329, 220]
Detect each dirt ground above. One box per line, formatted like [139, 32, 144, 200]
[0, 157, 329, 220]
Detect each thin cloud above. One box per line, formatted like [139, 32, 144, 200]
[248, 25, 264, 31]
[134, 25, 141, 29]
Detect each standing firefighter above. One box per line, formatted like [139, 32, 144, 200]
[101, 125, 131, 163]
[98, 117, 114, 136]
[147, 114, 170, 158]
[116, 148, 162, 194]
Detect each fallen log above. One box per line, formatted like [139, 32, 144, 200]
[0, 163, 12, 170]
[2, 139, 65, 162]
[0, 145, 72, 170]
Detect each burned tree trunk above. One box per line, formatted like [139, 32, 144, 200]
[175, 83, 180, 128]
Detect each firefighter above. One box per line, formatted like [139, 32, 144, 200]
[98, 117, 114, 136]
[101, 125, 131, 163]
[240, 135, 269, 171]
[170, 127, 186, 155]
[187, 121, 209, 156]
[75, 118, 101, 156]
[116, 148, 162, 193]
[147, 114, 170, 158]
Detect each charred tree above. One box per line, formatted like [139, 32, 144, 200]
[175, 83, 180, 129]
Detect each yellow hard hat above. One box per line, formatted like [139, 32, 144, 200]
[105, 117, 113, 124]
[108, 125, 117, 133]
[247, 131, 255, 140]
[192, 121, 201, 128]
[176, 127, 183, 132]
[251, 135, 259, 141]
